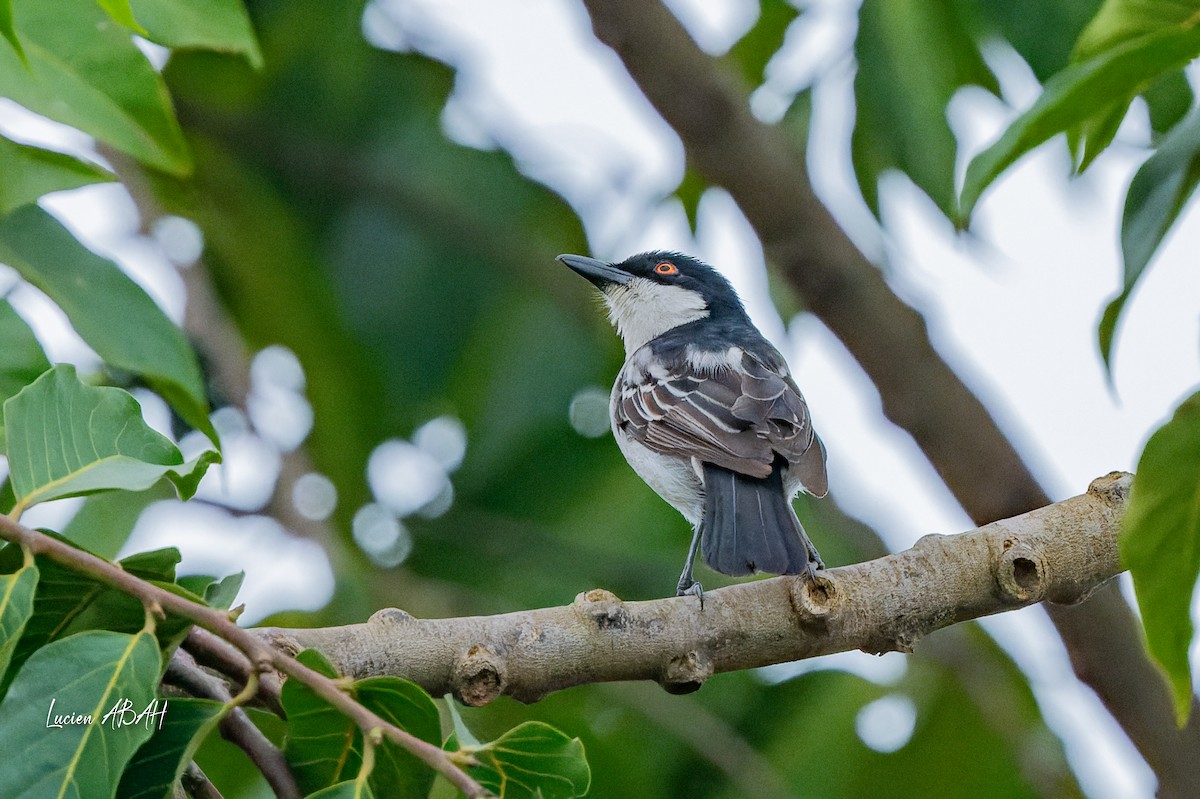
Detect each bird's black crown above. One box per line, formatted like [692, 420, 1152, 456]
[616, 251, 747, 315]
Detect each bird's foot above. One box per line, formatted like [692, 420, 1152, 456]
[676, 578, 705, 608]
[793, 554, 824, 583]
[808, 543, 825, 573]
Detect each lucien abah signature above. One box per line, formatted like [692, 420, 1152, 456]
[45, 697, 168, 731]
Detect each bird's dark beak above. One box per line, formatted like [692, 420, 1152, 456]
[557, 254, 633, 289]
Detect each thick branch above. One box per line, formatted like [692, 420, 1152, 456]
[259, 474, 1127, 705]
[576, 3, 1200, 793]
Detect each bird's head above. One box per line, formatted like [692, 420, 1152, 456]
[557, 251, 746, 354]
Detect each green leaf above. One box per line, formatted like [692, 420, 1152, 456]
[174, 573, 214, 596]
[852, 0, 998, 218]
[70, 581, 198, 657]
[117, 697, 226, 799]
[461, 721, 591, 799]
[0, 299, 46, 381]
[1099, 106, 1200, 370]
[120, 547, 182, 582]
[1065, 1, 1200, 168]
[0, 629, 163, 798]
[284, 662, 443, 799]
[8, 544, 194, 666]
[960, 17, 1200, 221]
[0, 136, 114, 215]
[1074, 0, 1200, 60]
[1064, 3, 1200, 168]
[0, 0, 190, 175]
[976, 0, 1103, 82]
[0, 205, 215, 442]
[1144, 68, 1194, 136]
[0, 477, 13, 515]
[305, 780, 377, 799]
[0, 541, 176, 697]
[2, 544, 176, 688]
[96, 0, 147, 34]
[356, 678, 441, 799]
[726, 0, 799, 87]
[0, 553, 103, 696]
[3, 364, 218, 515]
[175, 570, 243, 610]
[1067, 94, 1128, 172]
[130, 0, 262, 68]
[0, 298, 49, 452]
[283, 649, 362, 793]
[203, 570, 243, 610]
[0, 0, 22, 60]
[442, 694, 481, 749]
[1121, 389, 1200, 724]
[61, 481, 175, 559]
[0, 557, 37, 686]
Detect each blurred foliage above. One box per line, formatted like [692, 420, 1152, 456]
[853, 0, 999, 219]
[0, 0, 1198, 795]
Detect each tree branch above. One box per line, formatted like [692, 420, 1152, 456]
[165, 648, 299, 799]
[181, 762, 224, 799]
[184, 626, 285, 717]
[258, 474, 1127, 705]
[575, 3, 1200, 793]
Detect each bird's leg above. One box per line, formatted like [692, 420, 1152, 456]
[676, 525, 704, 605]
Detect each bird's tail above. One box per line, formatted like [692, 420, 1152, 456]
[699, 458, 823, 577]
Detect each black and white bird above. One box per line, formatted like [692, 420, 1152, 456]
[558, 250, 828, 599]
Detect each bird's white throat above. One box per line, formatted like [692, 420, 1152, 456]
[603, 277, 710, 356]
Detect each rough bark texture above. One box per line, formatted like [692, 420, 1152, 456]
[575, 3, 1200, 795]
[260, 474, 1127, 706]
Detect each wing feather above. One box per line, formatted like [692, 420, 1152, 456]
[615, 345, 826, 487]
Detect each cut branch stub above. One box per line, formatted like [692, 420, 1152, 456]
[996, 540, 1048, 604]
[455, 645, 507, 707]
[661, 651, 712, 695]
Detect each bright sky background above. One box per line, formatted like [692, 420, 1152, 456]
[3, 1, 1199, 797]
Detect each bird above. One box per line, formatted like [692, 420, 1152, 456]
[557, 250, 828, 599]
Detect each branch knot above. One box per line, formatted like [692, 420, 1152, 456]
[1087, 471, 1132, 506]
[369, 608, 415, 626]
[454, 645, 506, 707]
[996, 539, 1048, 603]
[789, 573, 837, 622]
[660, 650, 712, 695]
[573, 589, 630, 629]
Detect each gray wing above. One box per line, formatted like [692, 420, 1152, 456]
[615, 346, 827, 494]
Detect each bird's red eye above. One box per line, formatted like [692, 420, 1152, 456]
[655, 262, 678, 275]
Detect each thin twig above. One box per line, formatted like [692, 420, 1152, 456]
[183, 627, 285, 717]
[181, 762, 224, 799]
[0, 515, 492, 799]
[166, 649, 300, 799]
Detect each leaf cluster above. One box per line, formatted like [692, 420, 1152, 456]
[0, 1, 589, 797]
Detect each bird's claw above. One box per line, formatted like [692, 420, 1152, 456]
[676, 579, 705, 608]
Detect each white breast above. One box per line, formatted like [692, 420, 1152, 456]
[612, 428, 705, 526]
